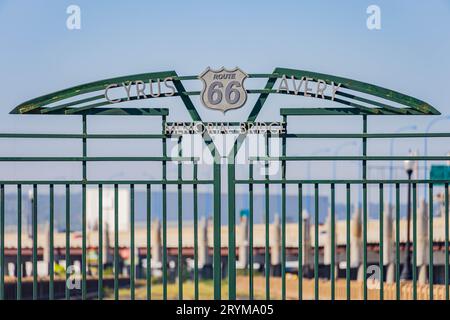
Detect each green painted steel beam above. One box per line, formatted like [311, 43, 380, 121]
[250, 155, 450, 161]
[193, 163, 199, 300]
[235, 179, 450, 184]
[177, 137, 183, 300]
[32, 184, 37, 300]
[1, 178, 448, 185]
[362, 115, 368, 301]
[40, 95, 105, 114]
[47, 108, 169, 116]
[279, 107, 433, 116]
[15, 107, 169, 116]
[297, 184, 303, 300]
[0, 179, 213, 185]
[335, 90, 408, 114]
[16, 185, 22, 300]
[283, 132, 450, 139]
[273, 67, 439, 115]
[2, 131, 449, 139]
[81, 115, 87, 300]
[146, 184, 151, 300]
[65, 184, 70, 300]
[227, 145, 237, 299]
[0, 133, 167, 139]
[10, 70, 178, 114]
[49, 185, 54, 298]
[0, 185, 3, 300]
[445, 183, 449, 300]
[10, 68, 439, 116]
[0, 156, 199, 162]
[346, 183, 351, 300]
[98, 185, 103, 300]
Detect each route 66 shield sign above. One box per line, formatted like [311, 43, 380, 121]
[199, 67, 248, 112]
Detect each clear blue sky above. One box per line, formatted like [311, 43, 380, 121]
[0, 0, 449, 200]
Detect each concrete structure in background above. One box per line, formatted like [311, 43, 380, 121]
[7, 263, 15, 277]
[351, 207, 363, 280]
[324, 209, 338, 279]
[199, 217, 212, 278]
[271, 214, 281, 276]
[86, 187, 130, 233]
[237, 215, 248, 269]
[43, 222, 51, 276]
[324, 210, 334, 266]
[103, 221, 113, 265]
[2, 204, 450, 284]
[417, 200, 429, 284]
[151, 218, 162, 269]
[302, 210, 312, 276]
[383, 205, 395, 283]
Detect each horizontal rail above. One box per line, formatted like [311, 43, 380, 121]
[0, 156, 198, 162]
[236, 179, 449, 184]
[284, 133, 450, 139]
[278, 107, 430, 116]
[0, 180, 213, 185]
[1, 132, 449, 139]
[250, 156, 450, 161]
[0, 133, 167, 139]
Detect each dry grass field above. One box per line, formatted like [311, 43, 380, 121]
[108, 275, 449, 300]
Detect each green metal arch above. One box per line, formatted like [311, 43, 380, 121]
[271, 67, 439, 115]
[11, 70, 178, 114]
[10, 67, 440, 116]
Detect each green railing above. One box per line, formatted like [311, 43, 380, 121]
[0, 111, 449, 300]
[0, 109, 217, 300]
[225, 112, 450, 301]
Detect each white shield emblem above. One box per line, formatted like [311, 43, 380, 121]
[199, 67, 248, 112]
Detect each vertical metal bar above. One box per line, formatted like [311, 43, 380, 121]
[228, 142, 236, 300]
[281, 115, 287, 300]
[130, 184, 135, 300]
[213, 160, 221, 300]
[379, 183, 384, 300]
[314, 183, 319, 301]
[363, 181, 368, 301]
[429, 183, 433, 300]
[65, 184, 70, 300]
[193, 163, 199, 300]
[445, 183, 449, 301]
[249, 162, 254, 300]
[395, 183, 400, 300]
[114, 184, 119, 300]
[82, 115, 87, 300]
[362, 115, 368, 301]
[162, 115, 168, 300]
[346, 183, 351, 300]
[98, 185, 103, 300]
[177, 137, 183, 300]
[330, 183, 335, 300]
[49, 184, 54, 300]
[298, 184, 303, 300]
[17, 185, 22, 300]
[146, 184, 151, 300]
[81, 182, 86, 300]
[32, 184, 37, 300]
[265, 133, 270, 300]
[412, 183, 417, 300]
[0, 184, 4, 300]
[228, 146, 238, 299]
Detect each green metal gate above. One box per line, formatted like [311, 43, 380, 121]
[1, 68, 449, 300]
